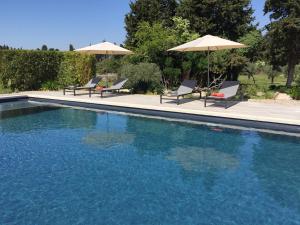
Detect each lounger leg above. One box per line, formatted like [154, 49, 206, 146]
[177, 96, 180, 105]
[63, 89, 65, 95]
[160, 95, 162, 104]
[73, 89, 76, 96]
[89, 89, 91, 98]
[204, 96, 207, 107]
[100, 91, 103, 98]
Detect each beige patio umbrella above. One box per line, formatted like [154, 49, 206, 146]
[75, 41, 133, 55]
[168, 35, 246, 86]
[76, 41, 133, 86]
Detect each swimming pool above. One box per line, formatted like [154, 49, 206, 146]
[1, 100, 300, 225]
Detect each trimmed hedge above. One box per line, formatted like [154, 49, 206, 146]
[58, 52, 96, 87]
[0, 50, 62, 91]
[0, 50, 96, 91]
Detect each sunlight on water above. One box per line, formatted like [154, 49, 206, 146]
[0, 102, 300, 225]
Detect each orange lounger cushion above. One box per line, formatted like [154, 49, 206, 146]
[211, 92, 224, 97]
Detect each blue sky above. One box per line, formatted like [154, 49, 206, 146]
[0, 0, 269, 50]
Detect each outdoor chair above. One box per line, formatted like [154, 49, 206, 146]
[160, 79, 198, 105]
[204, 81, 240, 109]
[99, 78, 129, 98]
[63, 76, 102, 97]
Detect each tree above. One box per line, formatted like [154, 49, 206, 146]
[69, 44, 75, 51]
[176, 0, 255, 41]
[242, 62, 257, 84]
[264, 64, 281, 84]
[132, 17, 200, 86]
[264, 0, 300, 87]
[238, 30, 264, 62]
[124, 0, 177, 47]
[0, 45, 10, 50]
[134, 21, 177, 66]
[41, 45, 48, 51]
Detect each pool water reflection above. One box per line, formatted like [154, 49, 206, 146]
[0, 104, 300, 225]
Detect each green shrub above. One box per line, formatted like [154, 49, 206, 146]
[0, 50, 62, 91]
[269, 85, 290, 93]
[96, 58, 121, 74]
[0, 81, 11, 94]
[162, 67, 181, 89]
[120, 63, 162, 93]
[291, 76, 300, 100]
[57, 52, 96, 86]
[40, 80, 61, 90]
[290, 86, 300, 100]
[241, 84, 257, 98]
[0, 50, 96, 91]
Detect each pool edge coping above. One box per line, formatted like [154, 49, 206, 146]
[1, 94, 300, 134]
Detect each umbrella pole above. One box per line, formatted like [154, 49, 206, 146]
[207, 48, 210, 87]
[105, 54, 109, 87]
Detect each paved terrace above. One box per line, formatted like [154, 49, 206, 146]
[1, 91, 300, 126]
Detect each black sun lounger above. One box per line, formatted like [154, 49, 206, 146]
[204, 81, 240, 109]
[63, 76, 102, 97]
[99, 78, 129, 98]
[160, 79, 197, 105]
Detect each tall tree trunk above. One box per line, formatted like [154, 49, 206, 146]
[286, 58, 296, 87]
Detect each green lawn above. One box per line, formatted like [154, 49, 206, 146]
[239, 73, 287, 86]
[238, 73, 291, 99]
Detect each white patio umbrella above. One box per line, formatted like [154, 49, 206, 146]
[75, 41, 133, 55]
[168, 35, 246, 86]
[76, 41, 133, 86]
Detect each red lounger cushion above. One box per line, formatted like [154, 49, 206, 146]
[96, 86, 105, 91]
[211, 92, 224, 97]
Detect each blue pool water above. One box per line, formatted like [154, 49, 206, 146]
[1, 101, 300, 225]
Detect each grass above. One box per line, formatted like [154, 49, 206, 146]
[238, 73, 290, 99]
[239, 72, 286, 86]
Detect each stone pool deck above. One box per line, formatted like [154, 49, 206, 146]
[1, 91, 300, 126]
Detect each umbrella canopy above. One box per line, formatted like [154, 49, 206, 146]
[168, 35, 246, 52]
[168, 35, 246, 87]
[75, 41, 133, 55]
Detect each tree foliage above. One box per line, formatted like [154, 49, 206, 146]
[58, 52, 96, 86]
[124, 0, 177, 47]
[120, 63, 162, 93]
[131, 17, 201, 86]
[69, 44, 75, 51]
[238, 30, 264, 62]
[264, 0, 300, 87]
[0, 45, 10, 50]
[123, 0, 257, 88]
[96, 57, 122, 74]
[176, 0, 255, 40]
[134, 21, 176, 65]
[0, 50, 62, 90]
[0, 50, 96, 91]
[41, 44, 48, 51]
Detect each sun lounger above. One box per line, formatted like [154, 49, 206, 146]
[99, 78, 129, 98]
[160, 79, 198, 105]
[63, 76, 102, 97]
[204, 81, 240, 108]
